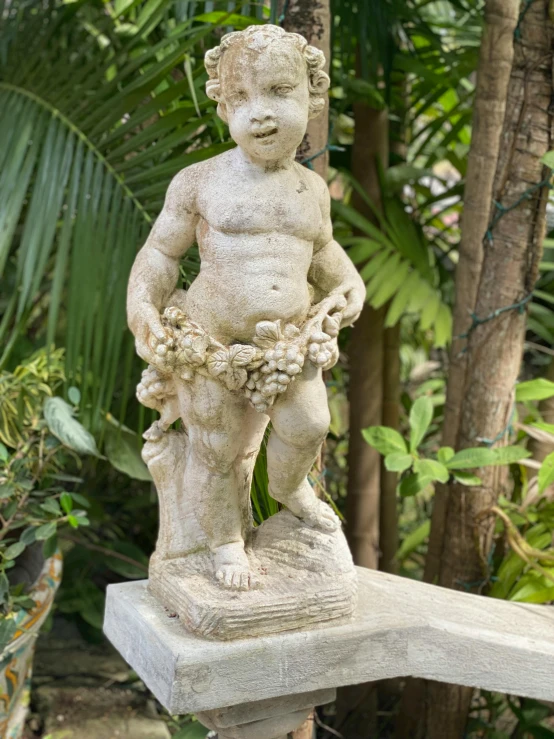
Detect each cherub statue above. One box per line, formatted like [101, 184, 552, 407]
[127, 24, 365, 601]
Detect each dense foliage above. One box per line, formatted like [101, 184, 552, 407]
[2, 1, 554, 737]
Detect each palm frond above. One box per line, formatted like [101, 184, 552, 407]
[0, 1, 247, 430]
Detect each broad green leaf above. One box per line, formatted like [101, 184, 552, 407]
[490, 525, 551, 600]
[34, 521, 56, 541]
[414, 458, 449, 483]
[538, 451, 554, 494]
[453, 472, 482, 486]
[446, 446, 531, 470]
[409, 396, 433, 452]
[0, 618, 17, 652]
[104, 427, 152, 481]
[515, 378, 554, 402]
[511, 585, 554, 604]
[68, 386, 81, 405]
[20, 527, 37, 545]
[419, 291, 441, 331]
[433, 303, 453, 348]
[40, 498, 62, 516]
[531, 421, 554, 435]
[362, 427, 407, 456]
[396, 520, 430, 561]
[384, 453, 413, 473]
[3, 541, 25, 560]
[43, 397, 100, 457]
[398, 473, 434, 498]
[509, 571, 554, 603]
[437, 447, 455, 464]
[43, 534, 58, 559]
[60, 492, 73, 514]
[0, 443, 8, 462]
[541, 150, 554, 169]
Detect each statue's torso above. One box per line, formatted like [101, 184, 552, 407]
[184, 154, 324, 343]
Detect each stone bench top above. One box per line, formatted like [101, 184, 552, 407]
[104, 567, 554, 715]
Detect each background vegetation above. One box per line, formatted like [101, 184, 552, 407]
[2, 0, 554, 737]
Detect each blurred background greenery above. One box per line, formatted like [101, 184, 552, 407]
[2, 0, 554, 737]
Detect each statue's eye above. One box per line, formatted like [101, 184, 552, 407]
[274, 85, 294, 96]
[228, 90, 247, 105]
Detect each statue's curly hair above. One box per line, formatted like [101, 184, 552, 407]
[204, 25, 330, 120]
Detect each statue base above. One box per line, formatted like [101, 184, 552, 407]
[148, 510, 357, 640]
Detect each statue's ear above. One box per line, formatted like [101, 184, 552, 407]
[217, 102, 229, 124]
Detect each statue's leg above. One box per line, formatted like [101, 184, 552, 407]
[176, 373, 266, 590]
[267, 363, 339, 531]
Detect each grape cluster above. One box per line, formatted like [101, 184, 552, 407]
[136, 367, 172, 410]
[244, 340, 306, 413]
[306, 313, 341, 370]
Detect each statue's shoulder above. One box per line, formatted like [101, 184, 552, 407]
[292, 161, 329, 212]
[293, 161, 327, 195]
[170, 148, 235, 194]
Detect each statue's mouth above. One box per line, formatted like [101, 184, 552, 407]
[254, 127, 278, 139]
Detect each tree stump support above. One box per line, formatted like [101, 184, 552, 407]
[104, 568, 554, 738]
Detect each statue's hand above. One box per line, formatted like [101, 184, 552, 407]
[336, 276, 365, 328]
[130, 302, 168, 364]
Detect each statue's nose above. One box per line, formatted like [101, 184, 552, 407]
[250, 103, 275, 124]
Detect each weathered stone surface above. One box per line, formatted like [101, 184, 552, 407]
[104, 567, 554, 716]
[125, 23, 365, 633]
[149, 510, 356, 639]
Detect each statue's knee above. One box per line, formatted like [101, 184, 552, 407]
[278, 409, 330, 450]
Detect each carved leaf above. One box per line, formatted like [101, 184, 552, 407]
[207, 349, 230, 376]
[228, 344, 261, 367]
[223, 367, 248, 391]
[253, 320, 283, 349]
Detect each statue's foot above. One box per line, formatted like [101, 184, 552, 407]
[213, 542, 259, 591]
[273, 480, 341, 533]
[300, 498, 341, 532]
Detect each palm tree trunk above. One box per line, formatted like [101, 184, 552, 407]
[424, 4, 553, 738]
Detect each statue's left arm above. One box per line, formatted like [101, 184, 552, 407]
[308, 182, 365, 327]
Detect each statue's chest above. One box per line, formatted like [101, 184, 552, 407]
[199, 179, 321, 240]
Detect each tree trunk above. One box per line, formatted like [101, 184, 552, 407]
[335, 104, 389, 739]
[425, 0, 521, 588]
[380, 321, 400, 574]
[345, 106, 389, 570]
[280, 0, 330, 178]
[396, 3, 521, 734]
[406, 4, 553, 738]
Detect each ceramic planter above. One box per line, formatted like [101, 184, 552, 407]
[0, 551, 62, 738]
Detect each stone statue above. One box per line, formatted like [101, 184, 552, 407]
[127, 24, 365, 639]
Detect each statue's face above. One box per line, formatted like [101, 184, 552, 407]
[219, 42, 310, 162]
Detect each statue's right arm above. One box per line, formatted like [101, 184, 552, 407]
[127, 168, 199, 362]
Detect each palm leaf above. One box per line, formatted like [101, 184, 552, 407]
[0, 0, 243, 430]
